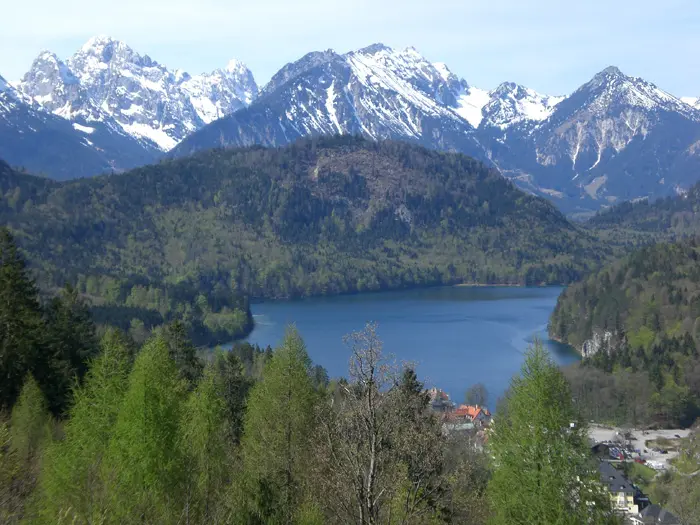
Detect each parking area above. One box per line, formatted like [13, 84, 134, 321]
[588, 425, 691, 470]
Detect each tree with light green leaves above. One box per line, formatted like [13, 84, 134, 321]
[101, 335, 188, 523]
[180, 363, 231, 524]
[4, 374, 52, 523]
[35, 329, 132, 524]
[235, 326, 318, 524]
[488, 342, 613, 525]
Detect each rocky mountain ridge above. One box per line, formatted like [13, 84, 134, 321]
[15, 36, 258, 151]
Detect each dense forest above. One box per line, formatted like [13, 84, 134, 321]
[550, 239, 700, 427]
[586, 182, 700, 235]
[0, 230, 623, 523]
[0, 136, 605, 303]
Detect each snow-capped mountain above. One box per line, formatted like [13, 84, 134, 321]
[7, 39, 700, 214]
[16, 36, 258, 151]
[0, 70, 160, 179]
[487, 66, 700, 213]
[174, 52, 700, 214]
[174, 44, 496, 159]
[479, 82, 564, 130]
[682, 96, 700, 110]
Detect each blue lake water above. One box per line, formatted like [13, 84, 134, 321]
[244, 286, 579, 405]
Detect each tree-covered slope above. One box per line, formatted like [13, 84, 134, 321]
[1, 136, 604, 299]
[587, 183, 700, 235]
[550, 239, 700, 426]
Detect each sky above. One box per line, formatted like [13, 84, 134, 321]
[2, 0, 699, 97]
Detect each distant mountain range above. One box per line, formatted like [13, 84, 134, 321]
[3, 37, 700, 212]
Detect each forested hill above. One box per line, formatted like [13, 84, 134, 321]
[1, 136, 603, 298]
[587, 183, 700, 235]
[550, 239, 700, 427]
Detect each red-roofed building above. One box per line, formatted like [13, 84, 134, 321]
[453, 404, 491, 427]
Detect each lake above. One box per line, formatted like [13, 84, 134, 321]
[244, 286, 579, 405]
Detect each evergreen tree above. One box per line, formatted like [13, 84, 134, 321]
[487, 342, 612, 525]
[10, 374, 51, 465]
[213, 349, 253, 444]
[180, 363, 231, 523]
[36, 329, 132, 524]
[41, 284, 99, 414]
[0, 228, 44, 410]
[6, 375, 52, 523]
[163, 320, 204, 387]
[102, 335, 188, 523]
[237, 326, 317, 524]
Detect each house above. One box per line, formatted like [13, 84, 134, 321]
[452, 404, 491, 427]
[598, 461, 638, 515]
[639, 504, 682, 525]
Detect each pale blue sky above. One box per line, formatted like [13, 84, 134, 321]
[2, 0, 699, 96]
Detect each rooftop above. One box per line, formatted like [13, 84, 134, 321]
[598, 461, 635, 495]
[640, 504, 681, 524]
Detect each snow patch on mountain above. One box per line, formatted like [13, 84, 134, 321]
[453, 87, 490, 128]
[681, 96, 700, 110]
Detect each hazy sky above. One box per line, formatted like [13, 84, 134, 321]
[2, 0, 699, 96]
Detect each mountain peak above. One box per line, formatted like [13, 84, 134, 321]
[80, 35, 121, 52]
[0, 74, 9, 92]
[225, 58, 249, 75]
[600, 65, 623, 76]
[591, 66, 626, 85]
[357, 43, 392, 55]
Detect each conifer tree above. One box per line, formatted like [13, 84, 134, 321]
[163, 319, 204, 387]
[41, 284, 99, 414]
[180, 363, 231, 523]
[10, 374, 51, 464]
[36, 329, 131, 524]
[6, 375, 52, 522]
[487, 342, 612, 525]
[102, 335, 188, 523]
[213, 349, 253, 444]
[237, 326, 318, 524]
[0, 228, 44, 410]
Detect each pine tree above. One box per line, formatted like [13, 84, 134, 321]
[102, 335, 188, 523]
[237, 326, 317, 524]
[213, 349, 253, 444]
[487, 342, 612, 525]
[41, 284, 99, 414]
[163, 320, 204, 387]
[180, 363, 231, 523]
[36, 329, 131, 524]
[0, 228, 44, 410]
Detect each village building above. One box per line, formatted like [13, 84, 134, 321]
[452, 404, 491, 427]
[598, 461, 638, 515]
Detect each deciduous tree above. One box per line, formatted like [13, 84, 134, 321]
[488, 342, 612, 525]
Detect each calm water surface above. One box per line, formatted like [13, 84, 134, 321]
[244, 286, 579, 403]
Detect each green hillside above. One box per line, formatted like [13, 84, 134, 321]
[550, 239, 700, 427]
[0, 136, 605, 301]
